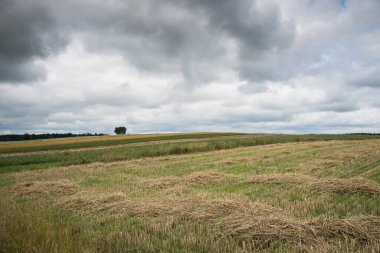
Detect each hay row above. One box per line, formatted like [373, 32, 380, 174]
[142, 171, 233, 188]
[11, 172, 380, 199]
[59, 193, 380, 250]
[249, 173, 380, 196]
[12, 180, 77, 197]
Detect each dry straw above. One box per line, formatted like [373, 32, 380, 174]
[249, 173, 380, 196]
[142, 171, 233, 188]
[59, 193, 380, 249]
[12, 180, 77, 197]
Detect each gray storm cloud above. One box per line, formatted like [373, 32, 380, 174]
[0, 0, 294, 83]
[0, 0, 379, 134]
[0, 0, 68, 82]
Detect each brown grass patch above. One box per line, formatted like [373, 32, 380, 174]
[12, 180, 77, 197]
[143, 176, 182, 188]
[59, 193, 380, 250]
[223, 213, 380, 249]
[185, 171, 231, 184]
[249, 173, 380, 196]
[310, 216, 380, 242]
[142, 171, 232, 188]
[249, 173, 313, 185]
[312, 178, 380, 196]
[212, 158, 255, 166]
[306, 159, 341, 172]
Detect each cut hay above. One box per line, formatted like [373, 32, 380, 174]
[185, 171, 230, 184]
[142, 171, 232, 188]
[310, 216, 380, 242]
[59, 193, 380, 249]
[61, 192, 128, 216]
[212, 158, 255, 166]
[143, 176, 181, 188]
[311, 178, 380, 196]
[249, 173, 314, 185]
[249, 173, 380, 196]
[12, 180, 76, 197]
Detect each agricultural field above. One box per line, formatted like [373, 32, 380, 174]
[1, 133, 380, 252]
[0, 132, 245, 154]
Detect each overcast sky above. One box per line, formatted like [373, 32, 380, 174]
[1, 0, 379, 134]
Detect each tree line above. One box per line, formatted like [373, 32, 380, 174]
[346, 133, 380, 135]
[0, 133, 105, 142]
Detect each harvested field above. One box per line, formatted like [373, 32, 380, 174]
[59, 193, 380, 250]
[0, 132, 245, 155]
[1, 135, 380, 252]
[143, 171, 233, 188]
[249, 173, 380, 196]
[0, 132, 221, 149]
[12, 180, 77, 197]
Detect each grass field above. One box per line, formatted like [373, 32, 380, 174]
[1, 133, 380, 252]
[0, 132, 244, 153]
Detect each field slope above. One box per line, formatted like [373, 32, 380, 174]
[1, 133, 380, 252]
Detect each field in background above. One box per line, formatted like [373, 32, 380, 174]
[1, 133, 380, 252]
[0, 132, 244, 153]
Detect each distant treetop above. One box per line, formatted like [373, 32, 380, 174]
[114, 126, 127, 135]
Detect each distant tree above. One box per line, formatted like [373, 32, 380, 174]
[114, 126, 127, 135]
[23, 133, 32, 140]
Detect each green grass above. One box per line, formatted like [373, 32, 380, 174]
[0, 198, 84, 252]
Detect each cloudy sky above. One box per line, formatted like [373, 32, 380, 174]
[1, 0, 379, 134]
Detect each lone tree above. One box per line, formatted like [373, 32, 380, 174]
[114, 126, 127, 135]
